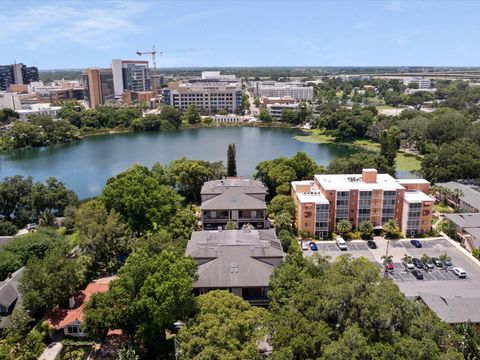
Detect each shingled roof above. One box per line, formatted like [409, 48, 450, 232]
[419, 293, 480, 324]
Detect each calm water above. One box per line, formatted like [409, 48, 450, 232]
[0, 127, 403, 199]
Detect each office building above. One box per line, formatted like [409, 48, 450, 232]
[83, 68, 115, 109]
[186, 228, 283, 306]
[0, 63, 38, 91]
[267, 102, 299, 119]
[111, 59, 151, 98]
[292, 169, 433, 239]
[256, 82, 313, 101]
[403, 77, 431, 89]
[16, 103, 62, 121]
[162, 72, 242, 114]
[0, 92, 22, 110]
[200, 178, 268, 230]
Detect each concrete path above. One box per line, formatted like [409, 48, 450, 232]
[38, 342, 62, 360]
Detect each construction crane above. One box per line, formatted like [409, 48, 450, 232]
[136, 46, 197, 94]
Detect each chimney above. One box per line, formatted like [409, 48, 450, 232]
[68, 296, 76, 309]
[362, 169, 377, 183]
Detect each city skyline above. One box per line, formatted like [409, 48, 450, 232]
[1, 0, 479, 70]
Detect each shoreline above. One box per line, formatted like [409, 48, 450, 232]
[295, 128, 423, 172]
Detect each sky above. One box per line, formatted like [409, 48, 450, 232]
[0, 0, 479, 70]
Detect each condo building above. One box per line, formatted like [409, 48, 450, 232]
[200, 178, 268, 230]
[292, 169, 433, 239]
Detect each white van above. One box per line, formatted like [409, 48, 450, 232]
[335, 235, 348, 251]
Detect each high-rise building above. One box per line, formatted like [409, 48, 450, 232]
[111, 59, 151, 98]
[0, 63, 38, 91]
[291, 169, 433, 239]
[83, 68, 115, 109]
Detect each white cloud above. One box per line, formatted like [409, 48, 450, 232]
[0, 1, 150, 49]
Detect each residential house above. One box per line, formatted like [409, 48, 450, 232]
[200, 178, 268, 230]
[437, 181, 480, 213]
[0, 268, 24, 329]
[444, 213, 480, 251]
[186, 228, 284, 306]
[46, 277, 115, 337]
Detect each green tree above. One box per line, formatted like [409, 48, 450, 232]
[358, 220, 374, 239]
[267, 194, 295, 219]
[225, 221, 237, 230]
[166, 157, 225, 203]
[383, 219, 401, 239]
[274, 212, 294, 232]
[20, 248, 82, 314]
[278, 229, 295, 252]
[183, 105, 201, 124]
[178, 290, 267, 360]
[75, 200, 133, 277]
[0, 221, 17, 236]
[336, 219, 352, 235]
[378, 126, 400, 176]
[83, 247, 197, 356]
[227, 143, 237, 177]
[159, 105, 183, 129]
[258, 107, 272, 122]
[102, 164, 183, 234]
[0, 108, 20, 124]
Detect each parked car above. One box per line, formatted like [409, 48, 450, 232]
[309, 242, 318, 251]
[410, 240, 422, 248]
[412, 270, 424, 279]
[453, 267, 467, 278]
[423, 260, 434, 270]
[385, 262, 394, 271]
[431, 257, 443, 267]
[335, 235, 348, 251]
[412, 258, 423, 269]
[444, 258, 453, 267]
[26, 223, 37, 232]
[367, 240, 377, 249]
[301, 241, 309, 251]
[402, 260, 415, 270]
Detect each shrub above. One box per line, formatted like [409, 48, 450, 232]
[0, 221, 17, 236]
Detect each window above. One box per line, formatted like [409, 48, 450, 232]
[210, 211, 216, 218]
[251, 210, 257, 218]
[67, 325, 79, 334]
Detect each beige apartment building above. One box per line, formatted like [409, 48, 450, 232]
[292, 169, 433, 238]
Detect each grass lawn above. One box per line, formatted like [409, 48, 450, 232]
[295, 129, 422, 171]
[434, 203, 454, 214]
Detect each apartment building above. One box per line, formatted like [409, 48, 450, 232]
[437, 181, 480, 213]
[83, 68, 115, 109]
[186, 228, 283, 306]
[292, 169, 433, 239]
[111, 59, 151, 98]
[162, 75, 242, 114]
[200, 178, 268, 230]
[256, 82, 313, 101]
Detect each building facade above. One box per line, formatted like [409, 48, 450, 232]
[200, 178, 268, 230]
[292, 169, 433, 239]
[111, 59, 151, 98]
[437, 182, 480, 213]
[267, 102, 299, 119]
[83, 68, 115, 109]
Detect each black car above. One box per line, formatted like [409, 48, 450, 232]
[431, 257, 443, 267]
[410, 240, 422, 248]
[412, 258, 423, 269]
[367, 240, 377, 249]
[412, 270, 424, 279]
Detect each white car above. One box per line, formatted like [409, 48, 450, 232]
[452, 267, 466, 278]
[403, 261, 415, 270]
[301, 241, 309, 251]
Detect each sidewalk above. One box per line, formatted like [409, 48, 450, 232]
[38, 342, 62, 360]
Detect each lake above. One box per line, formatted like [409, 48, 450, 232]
[0, 127, 411, 199]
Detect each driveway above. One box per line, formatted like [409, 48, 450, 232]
[38, 342, 63, 360]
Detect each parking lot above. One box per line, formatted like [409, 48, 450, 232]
[301, 237, 480, 298]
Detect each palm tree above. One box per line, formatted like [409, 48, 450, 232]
[451, 188, 464, 209]
[358, 220, 374, 240]
[383, 219, 400, 239]
[401, 254, 412, 270]
[336, 219, 352, 235]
